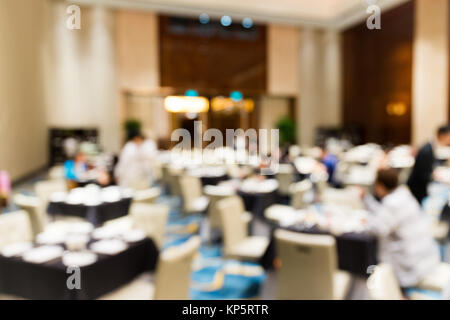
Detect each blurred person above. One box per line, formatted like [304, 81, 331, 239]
[64, 152, 88, 181]
[363, 168, 440, 289]
[407, 124, 450, 205]
[319, 146, 339, 186]
[0, 171, 11, 208]
[114, 131, 157, 189]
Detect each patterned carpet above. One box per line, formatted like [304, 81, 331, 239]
[157, 193, 267, 300]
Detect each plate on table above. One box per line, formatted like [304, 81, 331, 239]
[22, 245, 64, 264]
[1, 242, 33, 258]
[50, 192, 68, 203]
[70, 222, 94, 234]
[92, 225, 123, 240]
[36, 231, 67, 245]
[90, 239, 128, 255]
[62, 251, 98, 267]
[122, 230, 146, 243]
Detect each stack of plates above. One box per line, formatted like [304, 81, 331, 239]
[36, 231, 67, 245]
[22, 245, 64, 264]
[122, 230, 146, 243]
[92, 225, 123, 240]
[1, 242, 33, 258]
[90, 239, 127, 255]
[62, 251, 98, 267]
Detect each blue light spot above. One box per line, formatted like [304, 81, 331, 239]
[199, 13, 210, 24]
[220, 16, 232, 27]
[185, 89, 199, 97]
[230, 91, 243, 101]
[242, 18, 253, 29]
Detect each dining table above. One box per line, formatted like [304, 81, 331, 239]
[0, 237, 158, 300]
[47, 197, 132, 226]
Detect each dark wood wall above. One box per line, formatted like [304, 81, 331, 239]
[159, 15, 267, 93]
[342, 0, 414, 145]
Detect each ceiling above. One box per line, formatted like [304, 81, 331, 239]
[72, 0, 410, 29]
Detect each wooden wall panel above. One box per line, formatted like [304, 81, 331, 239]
[159, 15, 267, 93]
[343, 1, 414, 145]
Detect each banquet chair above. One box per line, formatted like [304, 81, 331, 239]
[217, 196, 268, 262]
[275, 164, 296, 197]
[366, 264, 403, 300]
[153, 236, 201, 299]
[179, 176, 209, 214]
[13, 194, 46, 237]
[161, 165, 182, 196]
[107, 203, 170, 250]
[415, 262, 450, 292]
[100, 236, 201, 300]
[34, 180, 67, 206]
[48, 165, 65, 181]
[132, 187, 161, 204]
[274, 229, 351, 300]
[290, 180, 313, 209]
[0, 211, 33, 249]
[130, 203, 169, 250]
[203, 185, 240, 230]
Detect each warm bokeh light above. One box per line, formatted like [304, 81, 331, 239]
[164, 96, 209, 113]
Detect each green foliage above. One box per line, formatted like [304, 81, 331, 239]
[276, 116, 296, 145]
[124, 119, 142, 134]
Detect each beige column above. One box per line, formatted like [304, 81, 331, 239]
[45, 3, 120, 152]
[412, 0, 449, 145]
[319, 30, 342, 128]
[298, 28, 322, 146]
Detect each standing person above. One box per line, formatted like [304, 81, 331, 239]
[115, 131, 157, 189]
[364, 168, 440, 289]
[407, 125, 450, 205]
[0, 171, 11, 209]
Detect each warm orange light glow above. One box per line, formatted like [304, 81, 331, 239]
[164, 96, 209, 113]
[386, 102, 407, 116]
[211, 97, 254, 112]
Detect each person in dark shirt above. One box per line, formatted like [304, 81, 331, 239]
[407, 125, 450, 205]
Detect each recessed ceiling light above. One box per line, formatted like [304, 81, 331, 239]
[199, 13, 210, 24]
[220, 15, 232, 27]
[242, 17, 253, 29]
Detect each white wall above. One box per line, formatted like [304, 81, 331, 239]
[0, 0, 48, 180]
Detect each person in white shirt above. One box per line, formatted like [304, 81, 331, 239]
[363, 168, 440, 289]
[114, 132, 157, 189]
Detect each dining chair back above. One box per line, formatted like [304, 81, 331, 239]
[274, 229, 338, 300]
[290, 180, 313, 209]
[13, 194, 45, 236]
[217, 196, 248, 255]
[35, 180, 67, 206]
[153, 236, 201, 300]
[0, 211, 33, 249]
[367, 264, 403, 300]
[130, 203, 170, 250]
[275, 164, 295, 196]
